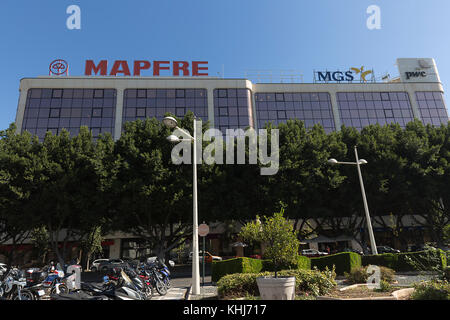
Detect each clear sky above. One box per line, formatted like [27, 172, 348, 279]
[1, 0, 449, 130]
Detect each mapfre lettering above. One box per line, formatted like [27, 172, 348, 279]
[85, 60, 208, 77]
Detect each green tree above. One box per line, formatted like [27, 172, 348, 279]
[239, 205, 300, 277]
[30, 127, 113, 266]
[0, 124, 41, 266]
[111, 114, 219, 262]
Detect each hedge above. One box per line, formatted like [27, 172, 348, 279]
[310, 252, 362, 275]
[212, 256, 311, 282]
[361, 249, 447, 272]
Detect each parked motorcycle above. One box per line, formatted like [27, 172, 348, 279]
[23, 264, 70, 299]
[107, 266, 151, 300]
[138, 261, 168, 296]
[0, 268, 34, 300]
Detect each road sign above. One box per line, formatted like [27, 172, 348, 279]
[198, 223, 209, 237]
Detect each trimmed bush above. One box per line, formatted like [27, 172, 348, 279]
[311, 252, 362, 275]
[298, 255, 311, 270]
[362, 249, 447, 272]
[212, 258, 263, 283]
[212, 256, 311, 282]
[217, 268, 336, 299]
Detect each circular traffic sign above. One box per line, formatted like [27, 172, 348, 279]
[198, 223, 209, 237]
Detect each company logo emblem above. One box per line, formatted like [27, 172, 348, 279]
[49, 59, 69, 76]
[350, 66, 373, 83]
[405, 71, 426, 80]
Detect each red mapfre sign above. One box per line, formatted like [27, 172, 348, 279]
[85, 60, 208, 77]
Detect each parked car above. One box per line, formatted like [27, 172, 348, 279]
[97, 259, 126, 272]
[341, 247, 363, 255]
[376, 246, 400, 254]
[89, 259, 109, 272]
[301, 249, 329, 257]
[189, 251, 222, 263]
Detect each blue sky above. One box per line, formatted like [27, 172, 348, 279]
[1, 0, 449, 130]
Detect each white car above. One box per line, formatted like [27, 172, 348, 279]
[90, 259, 109, 272]
[188, 251, 222, 263]
[301, 249, 329, 257]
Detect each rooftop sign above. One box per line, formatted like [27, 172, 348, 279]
[84, 60, 208, 77]
[397, 58, 440, 83]
[314, 66, 374, 83]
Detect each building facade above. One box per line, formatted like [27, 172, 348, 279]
[9, 58, 450, 260]
[15, 58, 449, 141]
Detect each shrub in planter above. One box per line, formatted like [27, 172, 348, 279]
[217, 273, 260, 298]
[311, 252, 362, 275]
[212, 255, 311, 282]
[239, 207, 301, 277]
[217, 268, 336, 299]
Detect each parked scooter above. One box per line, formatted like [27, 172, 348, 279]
[52, 268, 147, 300]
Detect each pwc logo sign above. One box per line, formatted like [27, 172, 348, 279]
[315, 66, 373, 83]
[405, 71, 426, 80]
[84, 60, 209, 77]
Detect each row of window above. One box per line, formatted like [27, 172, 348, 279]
[22, 89, 449, 140]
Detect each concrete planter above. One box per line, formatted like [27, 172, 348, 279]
[256, 276, 296, 300]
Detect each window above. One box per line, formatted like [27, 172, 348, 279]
[336, 92, 414, 130]
[415, 91, 449, 126]
[214, 89, 253, 130]
[22, 88, 116, 141]
[122, 88, 208, 127]
[255, 92, 335, 131]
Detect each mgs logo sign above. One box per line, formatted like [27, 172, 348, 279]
[315, 66, 374, 83]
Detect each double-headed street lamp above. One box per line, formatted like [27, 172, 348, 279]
[328, 146, 378, 255]
[163, 116, 201, 295]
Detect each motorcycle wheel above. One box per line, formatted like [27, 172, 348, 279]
[144, 284, 153, 300]
[155, 280, 167, 295]
[164, 278, 171, 289]
[50, 284, 69, 295]
[13, 290, 34, 300]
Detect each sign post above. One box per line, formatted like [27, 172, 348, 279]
[198, 222, 209, 287]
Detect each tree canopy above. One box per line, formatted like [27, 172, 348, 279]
[0, 117, 449, 265]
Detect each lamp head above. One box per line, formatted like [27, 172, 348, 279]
[327, 158, 338, 165]
[163, 116, 178, 129]
[359, 159, 368, 165]
[166, 135, 181, 143]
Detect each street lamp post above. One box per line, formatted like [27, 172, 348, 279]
[163, 116, 201, 295]
[328, 146, 378, 255]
